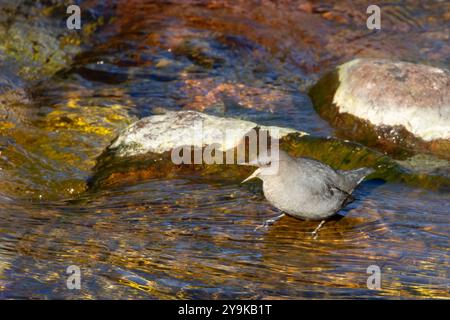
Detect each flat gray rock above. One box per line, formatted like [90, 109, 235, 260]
[109, 110, 305, 157]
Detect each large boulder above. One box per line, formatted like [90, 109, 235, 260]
[309, 59, 450, 159]
[108, 110, 300, 157]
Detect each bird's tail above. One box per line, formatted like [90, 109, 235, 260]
[338, 167, 375, 192]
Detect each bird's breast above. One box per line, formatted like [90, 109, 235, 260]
[262, 178, 340, 220]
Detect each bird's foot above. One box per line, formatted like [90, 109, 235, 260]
[311, 220, 326, 239]
[254, 213, 285, 231]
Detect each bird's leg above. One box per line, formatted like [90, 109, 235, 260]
[255, 213, 285, 231]
[311, 220, 326, 239]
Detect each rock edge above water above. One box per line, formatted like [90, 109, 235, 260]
[108, 110, 304, 157]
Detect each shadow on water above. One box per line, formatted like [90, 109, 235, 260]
[339, 178, 387, 216]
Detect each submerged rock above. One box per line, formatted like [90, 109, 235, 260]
[396, 154, 450, 178]
[310, 59, 450, 159]
[0, 62, 30, 128]
[181, 78, 297, 113]
[0, 2, 124, 201]
[0, 1, 106, 81]
[89, 111, 449, 191]
[173, 39, 225, 69]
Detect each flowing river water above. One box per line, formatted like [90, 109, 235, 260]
[0, 1, 448, 299]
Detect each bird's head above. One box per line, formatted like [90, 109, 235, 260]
[241, 150, 289, 183]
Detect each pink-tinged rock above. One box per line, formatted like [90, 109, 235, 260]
[310, 59, 450, 159]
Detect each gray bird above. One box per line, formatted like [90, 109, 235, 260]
[242, 150, 374, 237]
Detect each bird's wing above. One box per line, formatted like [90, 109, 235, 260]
[295, 163, 349, 203]
[296, 157, 339, 176]
[337, 167, 375, 192]
[295, 159, 352, 211]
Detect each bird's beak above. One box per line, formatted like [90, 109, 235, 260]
[241, 168, 261, 184]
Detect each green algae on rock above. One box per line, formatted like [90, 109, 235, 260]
[0, 0, 129, 201]
[309, 59, 450, 160]
[0, 1, 106, 82]
[0, 88, 134, 200]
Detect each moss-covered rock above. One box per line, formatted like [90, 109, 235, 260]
[280, 135, 449, 191]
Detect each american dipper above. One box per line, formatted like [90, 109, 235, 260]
[242, 150, 374, 238]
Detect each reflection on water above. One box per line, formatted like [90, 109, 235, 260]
[0, 0, 449, 298]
